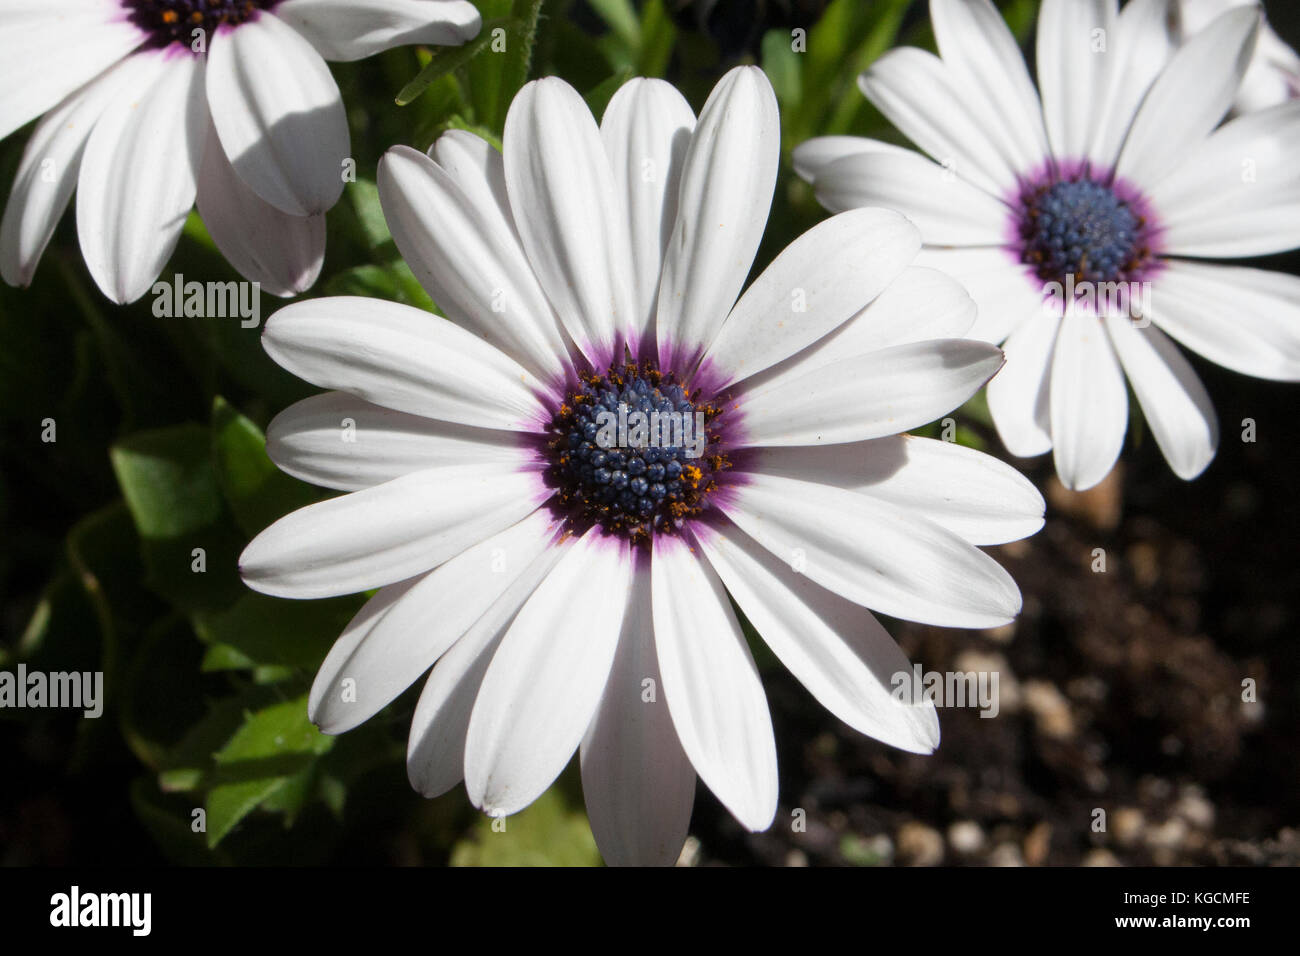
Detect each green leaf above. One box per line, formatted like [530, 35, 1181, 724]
[586, 0, 640, 50]
[761, 28, 803, 110]
[120, 615, 207, 771]
[323, 262, 435, 311]
[345, 178, 391, 250]
[160, 694, 265, 793]
[111, 425, 245, 612]
[192, 591, 359, 673]
[211, 396, 319, 537]
[469, 1, 543, 133]
[395, 17, 510, 106]
[583, 68, 633, 118]
[205, 694, 333, 847]
[450, 788, 603, 866]
[635, 0, 676, 78]
[132, 778, 227, 866]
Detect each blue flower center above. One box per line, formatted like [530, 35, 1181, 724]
[546, 364, 727, 541]
[123, 0, 275, 48]
[1018, 178, 1149, 285]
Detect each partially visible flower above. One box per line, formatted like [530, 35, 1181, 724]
[239, 68, 1043, 865]
[795, 0, 1300, 491]
[0, 0, 480, 303]
[1175, 0, 1300, 112]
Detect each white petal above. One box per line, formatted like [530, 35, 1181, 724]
[1149, 260, 1300, 382]
[196, 117, 324, 297]
[1105, 313, 1218, 481]
[696, 520, 939, 752]
[1050, 306, 1129, 491]
[273, 0, 480, 61]
[811, 149, 1011, 245]
[1150, 101, 1300, 258]
[1037, 0, 1118, 161]
[502, 78, 636, 367]
[266, 391, 528, 492]
[747, 435, 1045, 546]
[740, 266, 977, 397]
[0, 1, 145, 141]
[307, 574, 424, 725]
[600, 78, 696, 345]
[580, 562, 696, 867]
[913, 247, 1045, 345]
[1086, 0, 1176, 168]
[987, 308, 1061, 457]
[1115, 6, 1259, 191]
[0, 53, 145, 288]
[929, 0, 1050, 173]
[722, 473, 1023, 629]
[379, 144, 570, 383]
[261, 296, 547, 431]
[76, 51, 206, 305]
[1235, 17, 1300, 112]
[465, 530, 633, 817]
[837, 265, 978, 351]
[858, 47, 1018, 196]
[428, 129, 513, 223]
[738, 338, 1004, 447]
[652, 534, 777, 832]
[239, 464, 549, 599]
[703, 208, 920, 387]
[656, 66, 779, 369]
[206, 13, 348, 216]
[309, 509, 559, 733]
[791, 135, 914, 183]
[406, 540, 568, 799]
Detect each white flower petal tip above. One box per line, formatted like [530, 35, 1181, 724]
[1106, 314, 1219, 482]
[0, 55, 147, 290]
[738, 338, 1005, 448]
[1050, 309, 1129, 493]
[653, 535, 778, 833]
[750, 437, 1044, 548]
[656, 65, 780, 369]
[260, 296, 547, 431]
[75, 52, 207, 305]
[207, 13, 349, 217]
[464, 532, 634, 817]
[237, 464, 549, 600]
[1116, 4, 1260, 189]
[376, 144, 571, 382]
[197, 119, 325, 298]
[599, 77, 696, 339]
[724, 474, 1024, 630]
[502, 76, 636, 368]
[695, 522, 942, 756]
[704, 207, 922, 387]
[790, 136, 914, 183]
[274, 0, 482, 62]
[580, 562, 696, 867]
[306, 511, 557, 735]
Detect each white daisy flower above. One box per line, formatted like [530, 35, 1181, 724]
[794, 0, 1300, 491]
[0, 0, 481, 303]
[1176, 0, 1300, 112]
[238, 66, 1044, 866]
